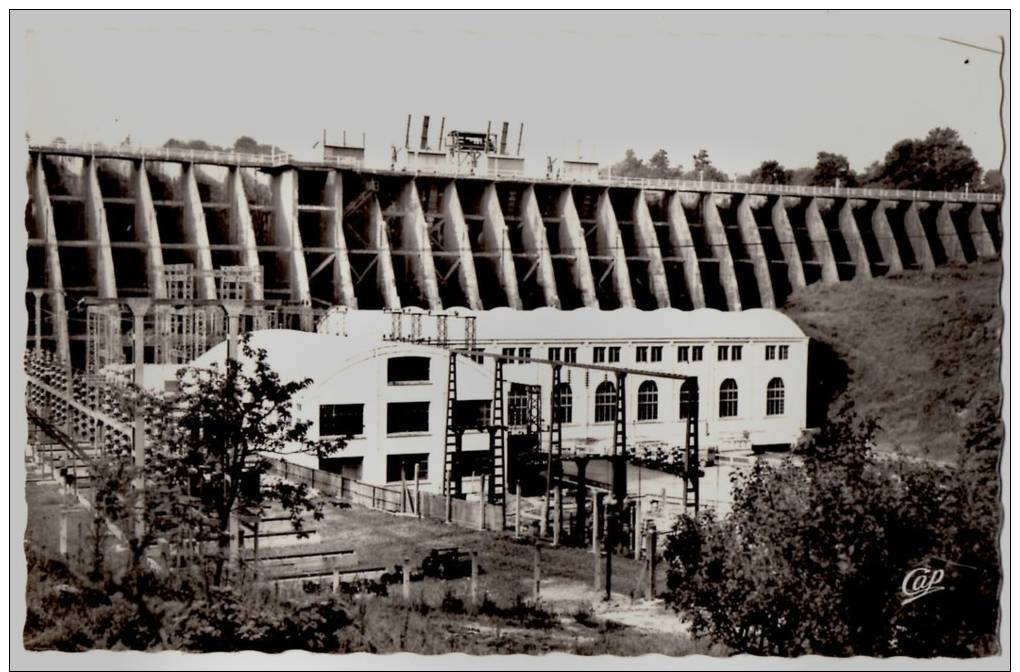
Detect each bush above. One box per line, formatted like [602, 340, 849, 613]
[663, 408, 1002, 657]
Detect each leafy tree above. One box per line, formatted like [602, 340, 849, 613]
[810, 151, 857, 187]
[868, 128, 982, 191]
[663, 407, 1001, 657]
[92, 336, 344, 589]
[789, 166, 815, 186]
[981, 169, 1003, 193]
[749, 160, 793, 185]
[689, 149, 729, 182]
[611, 148, 684, 179]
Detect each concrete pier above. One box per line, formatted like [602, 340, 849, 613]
[369, 197, 401, 309]
[29, 156, 70, 360]
[399, 180, 442, 309]
[666, 192, 706, 308]
[737, 195, 776, 308]
[838, 199, 872, 280]
[633, 191, 672, 308]
[441, 182, 483, 310]
[520, 185, 561, 308]
[82, 158, 118, 299]
[595, 190, 635, 308]
[182, 164, 218, 299]
[132, 162, 166, 297]
[936, 202, 967, 263]
[804, 198, 839, 284]
[227, 168, 266, 300]
[772, 197, 807, 291]
[701, 193, 741, 310]
[557, 187, 598, 307]
[872, 200, 904, 275]
[968, 204, 997, 259]
[480, 184, 523, 309]
[904, 202, 936, 271]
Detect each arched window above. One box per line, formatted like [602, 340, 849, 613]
[553, 382, 573, 424]
[508, 384, 530, 427]
[637, 381, 658, 421]
[719, 379, 739, 418]
[679, 378, 700, 419]
[766, 378, 785, 416]
[594, 381, 616, 423]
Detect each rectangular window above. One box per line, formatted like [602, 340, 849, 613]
[386, 454, 429, 483]
[502, 347, 516, 358]
[692, 346, 703, 362]
[593, 347, 606, 363]
[765, 345, 776, 361]
[732, 345, 742, 361]
[453, 399, 491, 431]
[677, 346, 690, 362]
[518, 347, 532, 362]
[651, 346, 663, 362]
[386, 402, 429, 434]
[564, 347, 577, 363]
[635, 346, 648, 363]
[608, 347, 621, 363]
[319, 404, 364, 437]
[779, 345, 790, 360]
[718, 345, 729, 361]
[387, 356, 430, 384]
[547, 347, 561, 362]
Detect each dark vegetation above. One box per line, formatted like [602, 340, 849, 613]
[663, 405, 1002, 657]
[162, 135, 285, 155]
[783, 261, 1002, 457]
[612, 126, 1001, 192]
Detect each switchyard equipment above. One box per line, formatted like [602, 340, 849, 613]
[385, 308, 703, 551]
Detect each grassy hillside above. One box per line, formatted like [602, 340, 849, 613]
[782, 260, 1003, 458]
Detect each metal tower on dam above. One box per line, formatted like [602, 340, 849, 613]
[24, 142, 1003, 365]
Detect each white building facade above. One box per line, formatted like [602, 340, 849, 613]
[149, 307, 809, 493]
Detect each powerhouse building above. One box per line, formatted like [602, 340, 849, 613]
[142, 307, 807, 493]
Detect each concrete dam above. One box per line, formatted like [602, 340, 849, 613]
[25, 143, 1002, 363]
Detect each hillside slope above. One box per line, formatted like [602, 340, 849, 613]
[782, 261, 1003, 457]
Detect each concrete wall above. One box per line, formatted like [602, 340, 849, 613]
[24, 151, 1003, 356]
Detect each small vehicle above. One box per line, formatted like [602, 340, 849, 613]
[421, 547, 473, 580]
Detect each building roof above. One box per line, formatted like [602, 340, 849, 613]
[341, 307, 807, 343]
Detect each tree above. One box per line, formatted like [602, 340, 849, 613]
[688, 149, 728, 182]
[663, 407, 1001, 657]
[233, 135, 261, 153]
[810, 151, 857, 187]
[981, 169, 1003, 193]
[869, 128, 982, 191]
[611, 148, 684, 179]
[749, 160, 793, 185]
[94, 336, 344, 589]
[611, 149, 647, 178]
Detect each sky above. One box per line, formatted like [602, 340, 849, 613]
[12, 10, 1008, 177]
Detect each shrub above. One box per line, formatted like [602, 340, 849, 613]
[662, 408, 1001, 657]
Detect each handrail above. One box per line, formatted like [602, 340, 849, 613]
[28, 142, 1002, 204]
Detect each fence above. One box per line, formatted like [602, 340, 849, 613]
[30, 142, 1001, 204]
[268, 459, 506, 531]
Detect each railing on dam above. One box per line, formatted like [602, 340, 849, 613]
[30, 141, 295, 169]
[29, 141, 1002, 204]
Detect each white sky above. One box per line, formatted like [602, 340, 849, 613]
[12, 10, 1008, 176]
